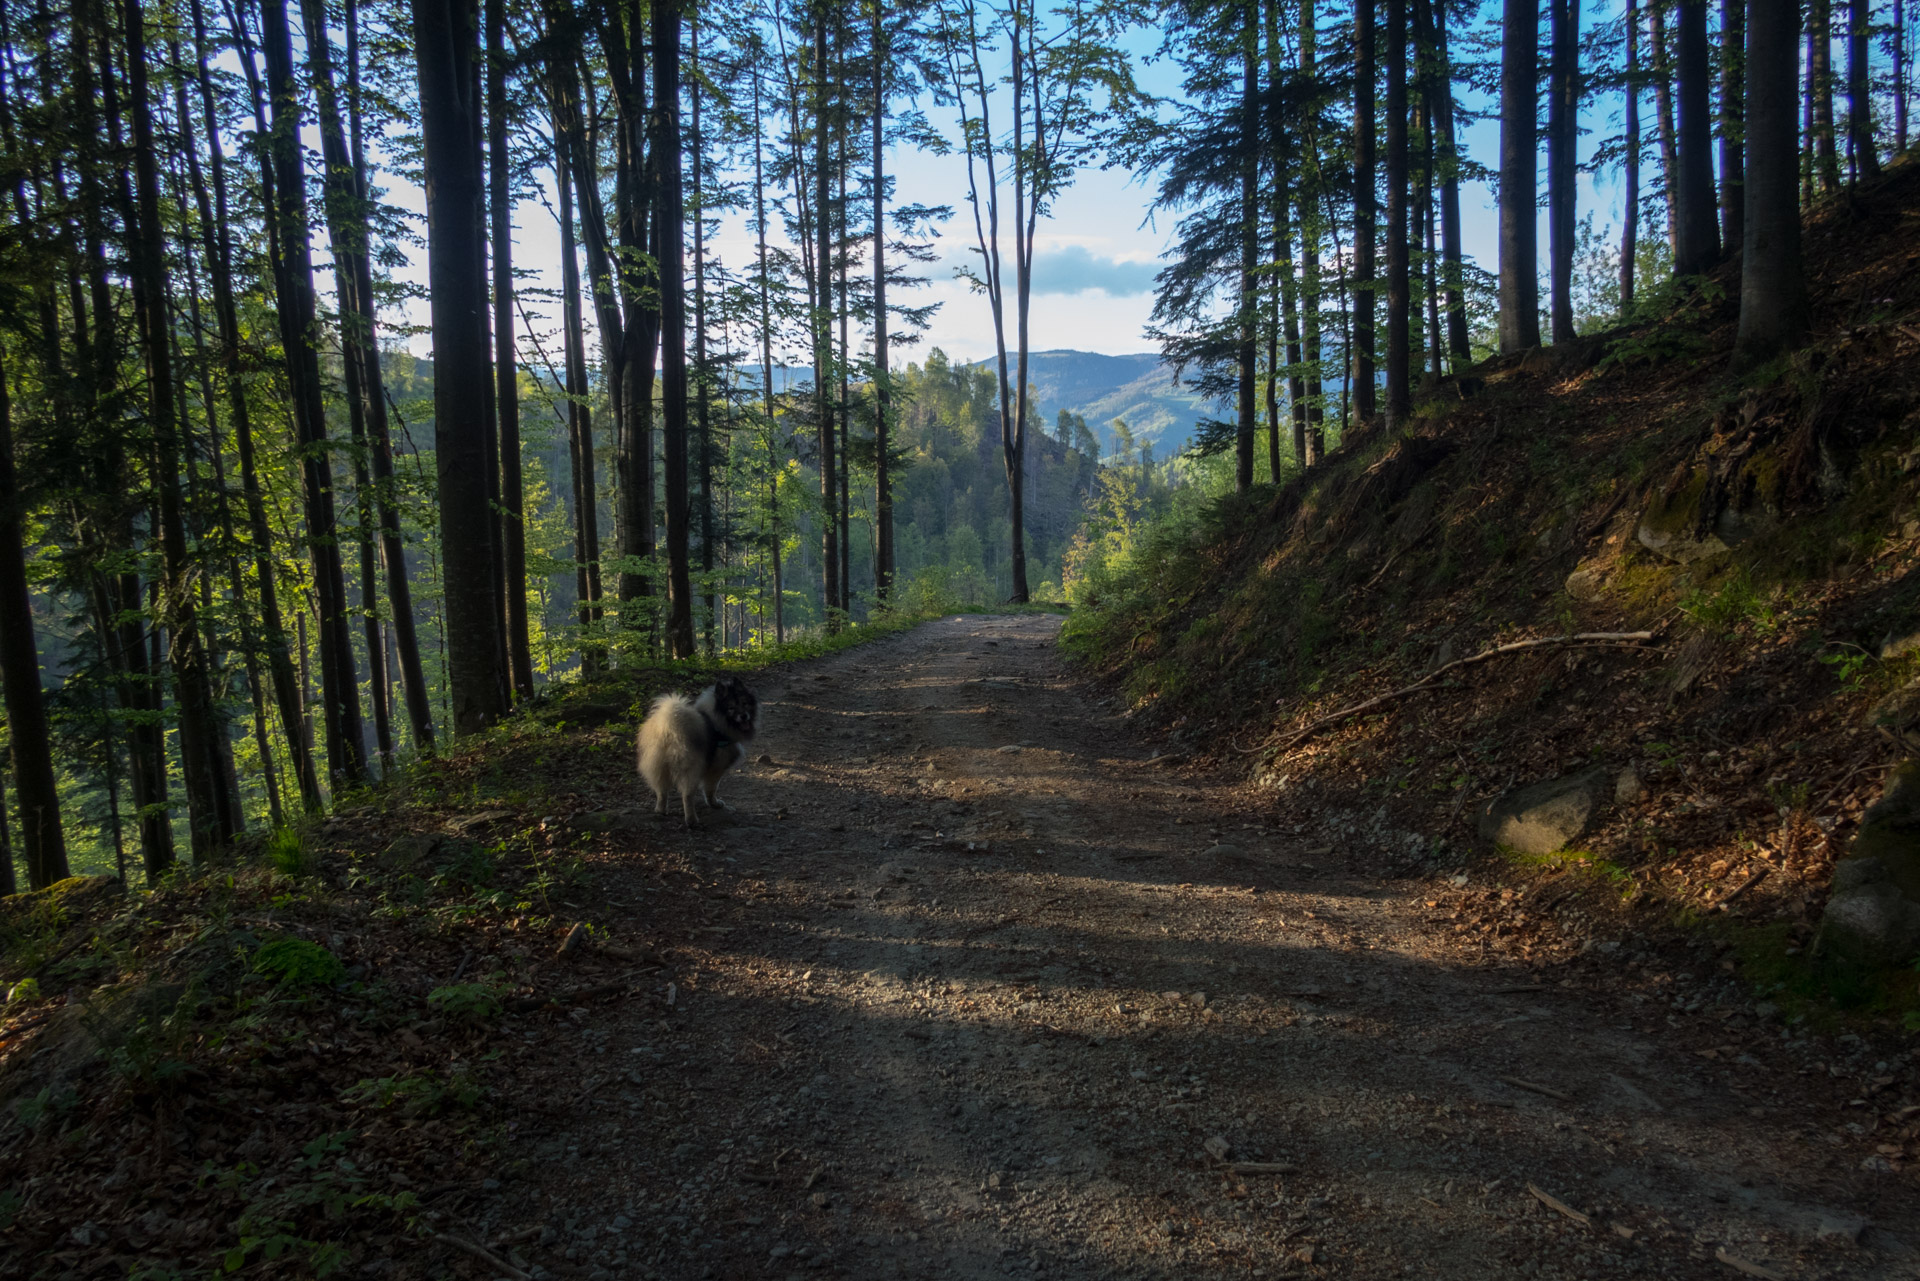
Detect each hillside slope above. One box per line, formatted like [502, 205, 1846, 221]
[1067, 157, 1920, 1018]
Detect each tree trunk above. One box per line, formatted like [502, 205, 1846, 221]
[1427, 3, 1470, 364]
[1299, 0, 1323, 457]
[1897, 0, 1910, 154]
[0, 344, 68, 889]
[813, 13, 841, 624]
[1673, 0, 1722, 275]
[488, 0, 534, 694]
[555, 127, 602, 670]
[1385, 0, 1412, 423]
[259, 0, 366, 786]
[1622, 0, 1641, 309]
[1720, 0, 1746, 248]
[691, 15, 715, 649]
[1237, 12, 1258, 492]
[187, 0, 322, 802]
[872, 5, 894, 601]
[299, 0, 392, 772]
[1354, 0, 1377, 421]
[1651, 3, 1680, 255]
[1813, 0, 1840, 192]
[344, 0, 435, 752]
[1848, 0, 1880, 179]
[1007, 11, 1034, 602]
[655, 0, 695, 658]
[1737, 0, 1809, 366]
[414, 0, 507, 733]
[124, 0, 237, 858]
[753, 61, 783, 644]
[1547, 0, 1579, 342]
[1498, 0, 1540, 351]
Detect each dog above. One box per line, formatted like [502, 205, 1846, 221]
[636, 677, 760, 828]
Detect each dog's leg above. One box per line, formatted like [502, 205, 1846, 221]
[680, 786, 700, 829]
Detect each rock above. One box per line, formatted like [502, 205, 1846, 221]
[1870, 681, 1920, 751]
[1821, 766, 1920, 964]
[1565, 565, 1608, 601]
[1614, 766, 1643, 805]
[1820, 880, 1920, 966]
[557, 922, 590, 956]
[995, 745, 1023, 754]
[1203, 1135, 1233, 1161]
[1427, 638, 1456, 672]
[756, 753, 774, 765]
[445, 809, 515, 836]
[1816, 1214, 1868, 1245]
[1840, 761, 1920, 900]
[1883, 630, 1920, 661]
[1476, 767, 1610, 855]
[1202, 844, 1242, 859]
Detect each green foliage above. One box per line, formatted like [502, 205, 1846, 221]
[216, 1132, 417, 1276]
[1818, 645, 1875, 692]
[251, 939, 346, 989]
[1502, 847, 1637, 899]
[425, 980, 506, 1024]
[265, 826, 315, 878]
[1678, 569, 1778, 635]
[6, 976, 40, 1003]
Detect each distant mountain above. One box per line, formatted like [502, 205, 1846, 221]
[740, 349, 1220, 459]
[970, 350, 1218, 458]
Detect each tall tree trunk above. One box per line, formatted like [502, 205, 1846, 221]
[0, 344, 68, 889]
[1007, 9, 1034, 602]
[1354, 0, 1377, 421]
[259, 0, 366, 786]
[1498, 0, 1540, 351]
[299, 0, 393, 771]
[344, 0, 435, 752]
[1237, 11, 1258, 492]
[1813, 0, 1840, 191]
[1674, 0, 1721, 274]
[124, 0, 237, 858]
[1652, 2, 1680, 254]
[1720, 0, 1746, 248]
[753, 61, 783, 645]
[1736, 0, 1809, 366]
[813, 12, 840, 624]
[489, 0, 534, 694]
[1385, 0, 1411, 423]
[691, 15, 715, 650]
[187, 0, 321, 803]
[1299, 0, 1323, 456]
[1848, 0, 1881, 178]
[655, 0, 695, 659]
[555, 125, 603, 670]
[414, 0, 507, 732]
[872, 5, 894, 601]
[1547, 0, 1579, 342]
[1426, 2, 1470, 364]
[1897, 0, 1910, 153]
[1622, 0, 1641, 309]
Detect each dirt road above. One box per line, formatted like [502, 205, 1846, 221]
[486, 615, 1912, 1280]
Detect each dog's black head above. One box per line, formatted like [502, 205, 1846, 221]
[709, 677, 759, 740]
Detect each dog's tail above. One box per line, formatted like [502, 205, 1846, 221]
[636, 693, 704, 796]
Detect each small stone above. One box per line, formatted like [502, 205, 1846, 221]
[996, 745, 1023, 754]
[1817, 1214, 1868, 1244]
[557, 923, 589, 956]
[1202, 844, 1241, 859]
[1204, 1135, 1233, 1161]
[757, 753, 774, 765]
[1614, 766, 1643, 805]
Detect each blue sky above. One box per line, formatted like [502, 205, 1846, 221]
[378, 2, 1646, 370]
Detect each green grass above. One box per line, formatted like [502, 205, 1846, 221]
[1500, 846, 1638, 898]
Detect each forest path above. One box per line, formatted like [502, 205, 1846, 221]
[492, 615, 1904, 1281]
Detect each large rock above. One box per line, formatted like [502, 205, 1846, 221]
[1821, 761, 1920, 964]
[1476, 768, 1610, 856]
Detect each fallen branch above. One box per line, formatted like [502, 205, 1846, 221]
[1526, 1182, 1591, 1227]
[1714, 866, 1770, 910]
[1260, 632, 1658, 756]
[432, 1232, 532, 1281]
[1500, 1075, 1572, 1102]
